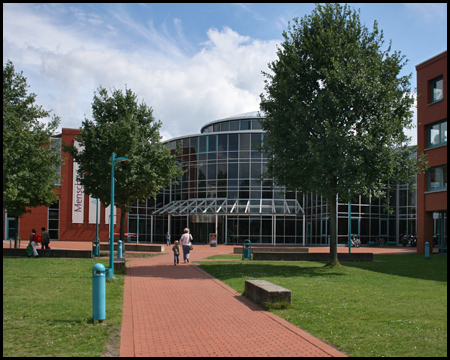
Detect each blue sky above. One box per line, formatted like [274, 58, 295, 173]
[3, 3, 447, 144]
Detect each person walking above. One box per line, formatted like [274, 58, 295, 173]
[172, 240, 180, 265]
[166, 232, 171, 246]
[41, 227, 50, 250]
[30, 229, 39, 258]
[180, 228, 193, 263]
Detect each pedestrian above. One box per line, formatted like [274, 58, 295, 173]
[30, 229, 39, 258]
[41, 227, 50, 250]
[172, 240, 180, 265]
[166, 231, 171, 246]
[180, 228, 193, 263]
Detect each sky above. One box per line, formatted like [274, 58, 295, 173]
[3, 3, 447, 144]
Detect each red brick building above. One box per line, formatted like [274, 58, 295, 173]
[416, 50, 447, 254]
[14, 128, 122, 243]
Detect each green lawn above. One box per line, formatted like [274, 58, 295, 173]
[199, 254, 447, 357]
[3, 258, 124, 357]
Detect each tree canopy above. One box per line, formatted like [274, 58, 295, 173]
[3, 60, 62, 218]
[259, 4, 426, 266]
[64, 86, 184, 239]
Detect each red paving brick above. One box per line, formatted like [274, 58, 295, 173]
[118, 247, 347, 357]
[4, 240, 417, 357]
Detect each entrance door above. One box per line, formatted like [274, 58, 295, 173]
[191, 222, 215, 244]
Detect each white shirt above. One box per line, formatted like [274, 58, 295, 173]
[180, 233, 192, 246]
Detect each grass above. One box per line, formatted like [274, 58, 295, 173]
[3, 258, 124, 357]
[199, 254, 447, 357]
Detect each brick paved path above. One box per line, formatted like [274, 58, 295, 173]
[119, 247, 346, 357]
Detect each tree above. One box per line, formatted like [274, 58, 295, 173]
[259, 4, 426, 266]
[3, 60, 62, 219]
[64, 86, 184, 240]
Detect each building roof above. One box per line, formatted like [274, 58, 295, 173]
[200, 110, 264, 132]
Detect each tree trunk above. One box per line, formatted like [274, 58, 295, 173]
[327, 193, 340, 267]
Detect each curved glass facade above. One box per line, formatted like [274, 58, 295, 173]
[129, 111, 416, 246]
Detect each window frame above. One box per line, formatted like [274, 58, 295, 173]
[428, 120, 447, 147]
[431, 76, 444, 103]
[428, 165, 447, 191]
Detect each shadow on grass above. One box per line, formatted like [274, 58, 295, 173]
[199, 262, 346, 281]
[343, 254, 447, 282]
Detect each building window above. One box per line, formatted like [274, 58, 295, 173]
[428, 120, 447, 147]
[48, 200, 60, 240]
[431, 76, 443, 103]
[428, 166, 447, 190]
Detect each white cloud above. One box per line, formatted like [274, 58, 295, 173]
[3, 4, 279, 140]
[405, 3, 447, 24]
[4, 3, 417, 145]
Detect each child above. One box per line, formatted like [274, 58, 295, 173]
[172, 240, 180, 265]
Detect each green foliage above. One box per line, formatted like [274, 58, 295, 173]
[64, 86, 185, 235]
[260, 4, 422, 200]
[3, 60, 62, 217]
[259, 4, 426, 265]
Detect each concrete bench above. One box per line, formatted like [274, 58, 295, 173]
[3, 248, 92, 258]
[114, 258, 126, 274]
[253, 252, 373, 261]
[100, 243, 164, 252]
[253, 247, 309, 253]
[233, 246, 309, 254]
[245, 280, 291, 308]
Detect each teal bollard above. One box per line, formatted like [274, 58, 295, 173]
[92, 263, 106, 321]
[425, 242, 430, 259]
[118, 240, 123, 259]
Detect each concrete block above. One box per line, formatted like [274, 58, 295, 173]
[245, 280, 291, 307]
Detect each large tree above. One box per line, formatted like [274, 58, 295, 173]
[64, 86, 184, 240]
[3, 60, 62, 219]
[259, 4, 425, 266]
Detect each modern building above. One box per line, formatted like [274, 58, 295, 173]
[128, 111, 417, 246]
[5, 113, 419, 248]
[416, 50, 447, 254]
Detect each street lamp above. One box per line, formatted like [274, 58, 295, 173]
[106, 152, 128, 280]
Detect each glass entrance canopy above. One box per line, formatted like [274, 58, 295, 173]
[153, 198, 304, 215]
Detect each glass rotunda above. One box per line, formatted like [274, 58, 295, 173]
[128, 111, 416, 246]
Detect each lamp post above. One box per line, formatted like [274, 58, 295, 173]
[106, 152, 128, 279]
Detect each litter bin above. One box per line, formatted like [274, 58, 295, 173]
[243, 239, 251, 260]
[92, 237, 100, 257]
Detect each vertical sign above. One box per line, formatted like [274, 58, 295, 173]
[89, 196, 101, 224]
[72, 141, 84, 223]
[105, 205, 117, 225]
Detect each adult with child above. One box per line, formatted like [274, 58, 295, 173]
[180, 228, 193, 263]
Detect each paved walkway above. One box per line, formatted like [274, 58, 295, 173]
[119, 246, 347, 357]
